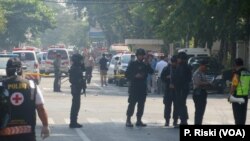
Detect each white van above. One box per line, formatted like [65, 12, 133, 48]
[37, 52, 47, 74]
[46, 47, 70, 75]
[12, 48, 41, 84]
[107, 53, 123, 83]
[177, 48, 210, 58]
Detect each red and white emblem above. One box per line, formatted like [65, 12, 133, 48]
[10, 92, 24, 106]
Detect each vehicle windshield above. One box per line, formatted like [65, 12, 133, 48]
[47, 50, 68, 60]
[120, 55, 131, 64]
[13, 52, 35, 61]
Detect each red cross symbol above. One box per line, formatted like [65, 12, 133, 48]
[12, 95, 22, 103]
[10, 93, 24, 106]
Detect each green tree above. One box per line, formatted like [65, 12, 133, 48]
[39, 3, 89, 49]
[0, 0, 56, 48]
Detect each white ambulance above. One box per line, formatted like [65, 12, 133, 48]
[12, 47, 41, 84]
[45, 45, 71, 75]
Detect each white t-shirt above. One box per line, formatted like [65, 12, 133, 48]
[155, 60, 168, 77]
[29, 80, 44, 105]
[36, 86, 44, 105]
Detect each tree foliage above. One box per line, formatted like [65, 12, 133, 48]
[0, 0, 56, 48]
[69, 0, 250, 64]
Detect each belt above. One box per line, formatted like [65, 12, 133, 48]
[0, 125, 32, 136]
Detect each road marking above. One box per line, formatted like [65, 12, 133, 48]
[64, 118, 92, 141]
[86, 118, 101, 124]
[75, 128, 91, 141]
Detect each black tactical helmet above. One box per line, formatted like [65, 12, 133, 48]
[177, 52, 188, 61]
[171, 55, 178, 63]
[6, 58, 22, 76]
[135, 48, 146, 56]
[71, 53, 83, 64]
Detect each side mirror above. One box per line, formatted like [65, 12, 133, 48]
[118, 62, 121, 65]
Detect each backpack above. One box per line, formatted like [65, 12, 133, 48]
[0, 81, 11, 129]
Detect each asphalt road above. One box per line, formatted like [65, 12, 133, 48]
[35, 68, 250, 141]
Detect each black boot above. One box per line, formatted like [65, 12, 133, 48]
[126, 117, 133, 127]
[164, 119, 169, 127]
[69, 122, 83, 128]
[136, 117, 147, 127]
[173, 119, 178, 127]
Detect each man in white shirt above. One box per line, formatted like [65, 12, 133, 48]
[155, 55, 168, 94]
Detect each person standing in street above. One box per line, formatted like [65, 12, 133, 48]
[68, 53, 84, 128]
[0, 58, 50, 141]
[192, 60, 211, 125]
[84, 54, 94, 84]
[53, 53, 62, 92]
[125, 48, 154, 127]
[175, 52, 192, 125]
[155, 55, 168, 94]
[99, 54, 109, 87]
[114, 56, 119, 77]
[229, 58, 249, 125]
[160, 55, 179, 127]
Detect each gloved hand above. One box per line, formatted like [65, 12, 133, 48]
[228, 95, 245, 104]
[41, 126, 50, 140]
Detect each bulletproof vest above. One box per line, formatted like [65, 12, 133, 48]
[69, 65, 83, 86]
[236, 69, 250, 96]
[132, 61, 148, 82]
[4, 76, 36, 132]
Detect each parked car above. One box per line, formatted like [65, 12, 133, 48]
[37, 52, 47, 74]
[115, 53, 134, 87]
[188, 56, 226, 93]
[107, 53, 122, 83]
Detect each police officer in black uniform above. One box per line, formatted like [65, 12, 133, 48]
[175, 52, 192, 125]
[160, 55, 179, 127]
[125, 48, 154, 127]
[69, 54, 84, 128]
[0, 58, 50, 141]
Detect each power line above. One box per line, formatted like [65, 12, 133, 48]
[42, 0, 156, 4]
